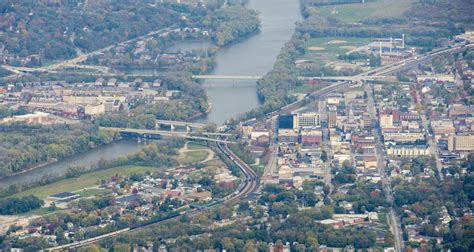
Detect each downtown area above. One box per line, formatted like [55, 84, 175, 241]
[0, 0, 473, 251]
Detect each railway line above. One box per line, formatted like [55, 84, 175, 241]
[47, 139, 258, 251]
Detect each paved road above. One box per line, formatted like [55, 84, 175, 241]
[365, 83, 404, 252]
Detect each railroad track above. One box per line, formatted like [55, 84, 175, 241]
[47, 139, 258, 251]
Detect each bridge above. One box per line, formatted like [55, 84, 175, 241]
[192, 75, 263, 80]
[297, 75, 396, 82]
[155, 120, 207, 132]
[100, 127, 235, 144]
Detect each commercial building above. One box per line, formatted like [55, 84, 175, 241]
[448, 134, 474, 152]
[386, 144, 430, 157]
[301, 128, 323, 146]
[328, 106, 337, 128]
[431, 119, 456, 136]
[297, 112, 321, 128]
[383, 130, 425, 143]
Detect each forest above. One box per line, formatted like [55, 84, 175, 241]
[0, 0, 182, 65]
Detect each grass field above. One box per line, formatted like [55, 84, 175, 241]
[8, 165, 159, 200]
[20, 207, 58, 217]
[187, 143, 208, 150]
[179, 151, 210, 165]
[313, 0, 414, 23]
[301, 36, 372, 67]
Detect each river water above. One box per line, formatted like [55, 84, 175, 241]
[0, 0, 302, 188]
[196, 0, 302, 124]
[0, 140, 147, 189]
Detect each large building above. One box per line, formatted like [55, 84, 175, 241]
[301, 128, 323, 146]
[448, 134, 474, 152]
[431, 119, 456, 136]
[278, 114, 297, 129]
[328, 106, 337, 128]
[383, 130, 425, 143]
[386, 144, 430, 157]
[297, 112, 321, 128]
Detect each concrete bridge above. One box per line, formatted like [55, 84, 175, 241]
[100, 127, 235, 144]
[192, 75, 263, 80]
[155, 120, 207, 132]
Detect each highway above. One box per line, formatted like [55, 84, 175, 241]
[47, 138, 259, 251]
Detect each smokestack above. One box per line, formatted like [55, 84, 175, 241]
[379, 40, 382, 57]
[390, 37, 392, 52]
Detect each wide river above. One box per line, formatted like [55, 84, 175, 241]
[0, 0, 302, 188]
[196, 0, 302, 124]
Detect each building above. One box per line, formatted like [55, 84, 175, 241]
[278, 129, 298, 144]
[297, 112, 321, 128]
[328, 106, 337, 128]
[301, 128, 323, 146]
[0, 111, 56, 125]
[448, 134, 474, 152]
[383, 130, 425, 143]
[278, 114, 297, 130]
[386, 144, 430, 157]
[380, 114, 393, 129]
[84, 103, 106, 116]
[431, 119, 456, 136]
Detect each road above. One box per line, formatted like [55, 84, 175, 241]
[47, 139, 259, 251]
[365, 83, 404, 252]
[2, 26, 178, 79]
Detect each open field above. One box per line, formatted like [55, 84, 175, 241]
[187, 143, 208, 150]
[313, 0, 414, 23]
[179, 150, 211, 165]
[301, 36, 371, 67]
[7, 165, 159, 200]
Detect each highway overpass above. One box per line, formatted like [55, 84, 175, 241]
[100, 127, 235, 144]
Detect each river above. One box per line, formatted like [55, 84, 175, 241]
[195, 0, 302, 124]
[0, 0, 302, 188]
[0, 140, 147, 189]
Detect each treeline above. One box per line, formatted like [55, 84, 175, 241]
[0, 196, 43, 215]
[0, 123, 120, 178]
[208, 6, 260, 46]
[0, 106, 28, 119]
[0, 0, 182, 64]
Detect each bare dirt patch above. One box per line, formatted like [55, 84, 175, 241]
[328, 40, 347, 44]
[308, 46, 325, 51]
[340, 46, 356, 50]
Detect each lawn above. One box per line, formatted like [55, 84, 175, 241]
[179, 151, 210, 165]
[8, 165, 159, 200]
[313, 0, 414, 23]
[20, 207, 61, 217]
[187, 143, 208, 150]
[301, 36, 372, 67]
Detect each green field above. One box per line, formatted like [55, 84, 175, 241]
[20, 207, 58, 217]
[179, 151, 210, 165]
[187, 143, 208, 150]
[313, 0, 414, 23]
[8, 165, 159, 200]
[302, 36, 372, 67]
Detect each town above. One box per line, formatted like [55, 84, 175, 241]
[0, 0, 473, 251]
